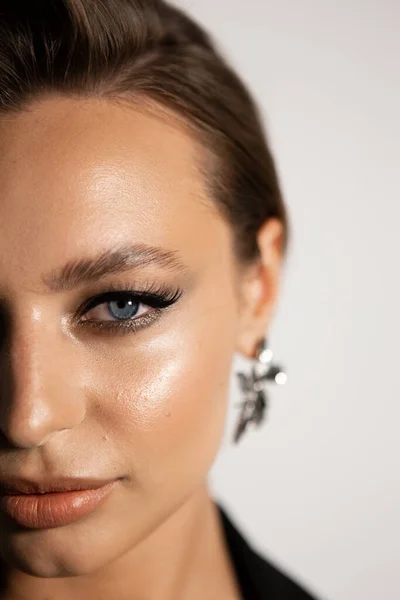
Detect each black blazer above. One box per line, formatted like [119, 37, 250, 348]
[218, 504, 320, 600]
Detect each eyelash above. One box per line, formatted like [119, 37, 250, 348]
[74, 282, 183, 335]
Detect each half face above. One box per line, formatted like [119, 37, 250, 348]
[0, 96, 242, 576]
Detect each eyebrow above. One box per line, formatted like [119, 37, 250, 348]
[41, 243, 189, 292]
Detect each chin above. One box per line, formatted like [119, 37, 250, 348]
[1, 526, 117, 579]
[3, 547, 110, 579]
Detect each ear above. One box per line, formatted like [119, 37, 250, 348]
[235, 218, 284, 359]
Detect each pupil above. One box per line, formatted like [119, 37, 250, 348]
[108, 298, 139, 321]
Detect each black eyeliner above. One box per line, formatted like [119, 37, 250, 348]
[74, 281, 184, 334]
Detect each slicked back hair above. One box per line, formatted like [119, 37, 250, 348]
[0, 0, 289, 264]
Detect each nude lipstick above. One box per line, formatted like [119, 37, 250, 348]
[0, 478, 120, 529]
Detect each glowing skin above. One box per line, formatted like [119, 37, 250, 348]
[0, 96, 283, 600]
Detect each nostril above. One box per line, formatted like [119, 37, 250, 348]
[0, 309, 9, 349]
[0, 429, 17, 451]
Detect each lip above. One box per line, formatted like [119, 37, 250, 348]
[0, 477, 121, 529]
[0, 476, 117, 495]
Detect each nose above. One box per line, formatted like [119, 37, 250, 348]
[0, 314, 86, 448]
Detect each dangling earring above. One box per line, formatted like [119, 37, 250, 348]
[234, 336, 287, 444]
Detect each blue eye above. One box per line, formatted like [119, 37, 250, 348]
[107, 297, 140, 321]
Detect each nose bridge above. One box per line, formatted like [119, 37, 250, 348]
[0, 308, 86, 448]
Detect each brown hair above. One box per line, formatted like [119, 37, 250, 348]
[0, 0, 289, 264]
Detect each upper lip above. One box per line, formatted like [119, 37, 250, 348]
[0, 477, 117, 495]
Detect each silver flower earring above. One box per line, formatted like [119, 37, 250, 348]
[234, 337, 287, 443]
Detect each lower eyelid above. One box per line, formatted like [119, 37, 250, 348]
[78, 307, 163, 335]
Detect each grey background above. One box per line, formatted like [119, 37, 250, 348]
[172, 1, 400, 599]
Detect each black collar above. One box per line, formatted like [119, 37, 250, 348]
[217, 503, 320, 600]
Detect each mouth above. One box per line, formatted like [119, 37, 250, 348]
[0, 477, 122, 530]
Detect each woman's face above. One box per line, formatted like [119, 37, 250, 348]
[0, 96, 247, 576]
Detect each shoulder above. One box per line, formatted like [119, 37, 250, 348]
[217, 504, 321, 600]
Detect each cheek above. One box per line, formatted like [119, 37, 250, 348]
[88, 297, 237, 496]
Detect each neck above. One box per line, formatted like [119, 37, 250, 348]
[1, 482, 242, 600]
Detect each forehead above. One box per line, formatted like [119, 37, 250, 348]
[0, 96, 231, 288]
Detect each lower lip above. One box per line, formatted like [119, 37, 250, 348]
[0, 481, 119, 530]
